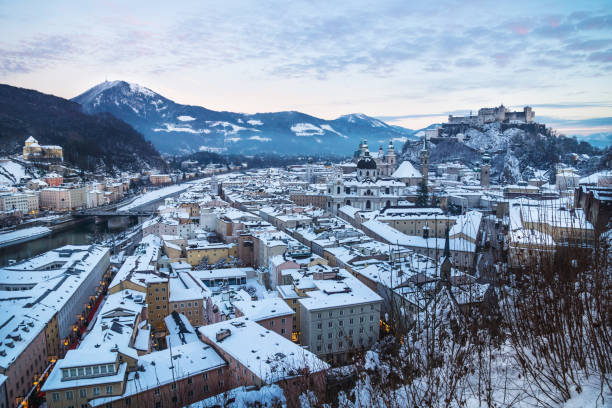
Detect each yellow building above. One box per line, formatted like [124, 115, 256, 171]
[146, 280, 169, 333]
[23, 136, 63, 161]
[185, 242, 238, 267]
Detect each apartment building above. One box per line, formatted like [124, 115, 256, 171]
[297, 267, 383, 364]
[0, 193, 39, 215]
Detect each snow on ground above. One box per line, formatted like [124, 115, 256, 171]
[127, 82, 155, 97]
[206, 121, 249, 135]
[188, 385, 286, 407]
[0, 159, 28, 185]
[248, 135, 271, 142]
[177, 115, 195, 121]
[291, 123, 324, 136]
[0, 226, 51, 247]
[320, 124, 348, 138]
[465, 123, 510, 151]
[153, 123, 211, 134]
[118, 183, 192, 211]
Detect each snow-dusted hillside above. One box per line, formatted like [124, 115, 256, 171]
[402, 122, 605, 184]
[0, 159, 33, 186]
[73, 81, 417, 155]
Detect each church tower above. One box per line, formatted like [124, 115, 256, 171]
[440, 225, 452, 282]
[384, 140, 397, 175]
[480, 154, 491, 188]
[419, 138, 429, 182]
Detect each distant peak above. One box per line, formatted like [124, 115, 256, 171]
[72, 80, 159, 106]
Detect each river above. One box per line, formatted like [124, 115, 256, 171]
[0, 195, 170, 267]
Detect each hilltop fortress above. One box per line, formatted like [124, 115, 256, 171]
[424, 105, 545, 143]
[448, 105, 535, 126]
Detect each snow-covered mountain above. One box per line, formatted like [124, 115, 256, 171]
[73, 81, 417, 155]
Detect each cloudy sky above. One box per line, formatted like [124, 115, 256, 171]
[1, 0, 611, 134]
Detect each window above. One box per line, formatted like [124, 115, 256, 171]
[327, 344, 332, 350]
[202, 373, 208, 380]
[70, 368, 77, 377]
[328, 322, 332, 328]
[328, 311, 332, 317]
[349, 318, 354, 324]
[317, 334, 322, 340]
[328, 333, 332, 339]
[360, 317, 364, 323]
[281, 328, 286, 334]
[194, 302, 198, 306]
[370, 315, 374, 321]
[339, 310, 343, 316]
[360, 327, 364, 333]
[339, 320, 343, 326]
[317, 346, 321, 351]
[281, 318, 286, 324]
[66, 391, 74, 400]
[188, 302, 192, 307]
[203, 384, 209, 392]
[269, 321, 274, 327]
[52, 392, 60, 401]
[317, 323, 322, 329]
[317, 313, 321, 319]
[93, 387, 100, 396]
[125, 398, 131, 406]
[188, 377, 193, 384]
[162, 287, 166, 292]
[106, 385, 113, 395]
[154, 389, 160, 395]
[107, 364, 115, 374]
[79, 389, 87, 398]
[171, 383, 177, 390]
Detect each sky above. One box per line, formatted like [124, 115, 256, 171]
[1, 0, 611, 135]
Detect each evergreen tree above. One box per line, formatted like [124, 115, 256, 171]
[416, 178, 429, 207]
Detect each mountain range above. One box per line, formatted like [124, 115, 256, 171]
[72, 81, 417, 156]
[0, 84, 164, 172]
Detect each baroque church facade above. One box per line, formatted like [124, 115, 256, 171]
[326, 140, 405, 214]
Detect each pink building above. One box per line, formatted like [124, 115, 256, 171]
[234, 298, 294, 340]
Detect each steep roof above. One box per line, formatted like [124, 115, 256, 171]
[392, 161, 422, 179]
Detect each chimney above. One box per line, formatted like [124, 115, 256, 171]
[216, 328, 231, 342]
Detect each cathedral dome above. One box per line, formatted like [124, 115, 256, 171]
[357, 152, 377, 170]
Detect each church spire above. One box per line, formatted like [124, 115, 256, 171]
[443, 224, 450, 258]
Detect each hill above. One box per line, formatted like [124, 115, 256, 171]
[402, 122, 606, 183]
[73, 81, 417, 155]
[0, 84, 165, 173]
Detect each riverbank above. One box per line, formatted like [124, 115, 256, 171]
[0, 226, 51, 249]
[118, 182, 193, 211]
